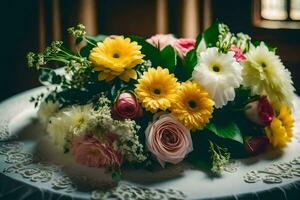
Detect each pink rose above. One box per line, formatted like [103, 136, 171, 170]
[174, 38, 195, 58]
[229, 46, 246, 62]
[145, 114, 193, 167]
[112, 92, 143, 120]
[146, 34, 177, 50]
[245, 96, 274, 126]
[71, 136, 123, 168]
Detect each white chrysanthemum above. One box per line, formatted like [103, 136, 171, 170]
[46, 104, 95, 151]
[63, 104, 96, 135]
[242, 42, 295, 108]
[47, 113, 70, 151]
[192, 47, 243, 108]
[37, 100, 59, 126]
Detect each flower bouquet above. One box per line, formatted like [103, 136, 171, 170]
[27, 22, 295, 181]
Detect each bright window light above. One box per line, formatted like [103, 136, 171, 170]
[261, 0, 288, 20]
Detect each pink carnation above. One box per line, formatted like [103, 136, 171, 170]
[174, 38, 195, 58]
[229, 46, 246, 62]
[145, 114, 193, 167]
[71, 136, 123, 168]
[146, 34, 177, 50]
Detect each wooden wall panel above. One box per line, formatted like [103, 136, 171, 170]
[1, 0, 300, 101]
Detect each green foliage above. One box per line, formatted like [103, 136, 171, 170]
[107, 166, 122, 182]
[129, 36, 177, 73]
[29, 93, 45, 108]
[179, 48, 197, 80]
[231, 87, 253, 109]
[80, 35, 107, 57]
[206, 122, 243, 144]
[39, 68, 63, 85]
[160, 45, 177, 73]
[203, 21, 220, 48]
[129, 35, 161, 65]
[86, 35, 107, 44]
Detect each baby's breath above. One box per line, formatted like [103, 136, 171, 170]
[209, 140, 230, 174]
[92, 97, 146, 162]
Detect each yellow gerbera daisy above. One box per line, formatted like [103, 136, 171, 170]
[265, 105, 294, 148]
[134, 67, 179, 113]
[171, 81, 214, 131]
[89, 36, 144, 82]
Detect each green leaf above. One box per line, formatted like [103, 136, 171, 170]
[110, 84, 119, 101]
[52, 74, 62, 84]
[39, 68, 51, 82]
[129, 35, 161, 67]
[111, 170, 122, 182]
[75, 37, 83, 44]
[180, 33, 203, 78]
[40, 69, 63, 85]
[79, 35, 107, 57]
[130, 35, 178, 72]
[203, 21, 220, 47]
[160, 45, 176, 73]
[194, 33, 204, 49]
[86, 35, 107, 43]
[205, 122, 243, 143]
[181, 49, 197, 78]
[233, 87, 252, 108]
[80, 45, 93, 57]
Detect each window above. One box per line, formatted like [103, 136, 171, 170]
[253, 0, 300, 29]
[261, 0, 287, 20]
[291, 0, 300, 20]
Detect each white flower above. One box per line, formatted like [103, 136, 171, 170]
[37, 100, 59, 126]
[192, 47, 243, 108]
[63, 104, 96, 135]
[46, 104, 96, 151]
[242, 42, 295, 108]
[47, 113, 70, 151]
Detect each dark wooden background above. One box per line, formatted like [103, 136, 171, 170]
[0, 0, 299, 101]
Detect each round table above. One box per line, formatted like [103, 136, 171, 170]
[1, 87, 300, 200]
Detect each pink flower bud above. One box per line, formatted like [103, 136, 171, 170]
[245, 96, 274, 126]
[229, 46, 246, 62]
[146, 34, 177, 50]
[174, 38, 195, 58]
[244, 136, 269, 155]
[112, 92, 143, 120]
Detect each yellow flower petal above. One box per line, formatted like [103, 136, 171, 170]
[89, 36, 144, 82]
[265, 105, 294, 148]
[119, 69, 137, 82]
[98, 72, 115, 82]
[170, 81, 214, 131]
[135, 67, 179, 113]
